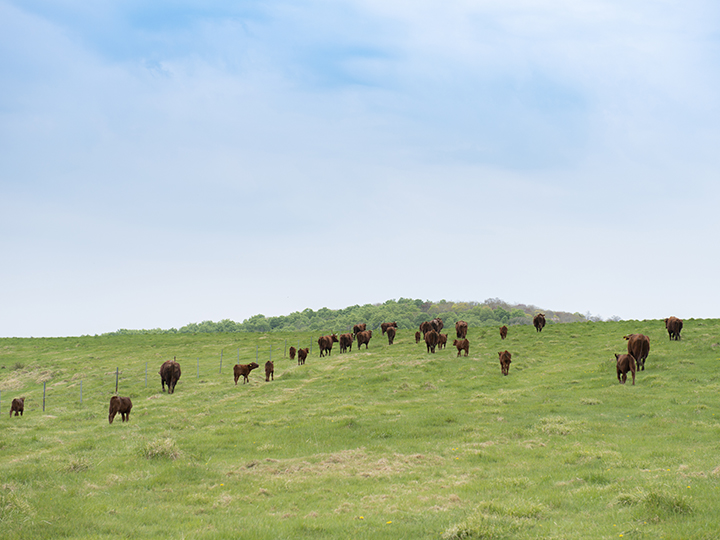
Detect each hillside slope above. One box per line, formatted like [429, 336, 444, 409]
[1, 319, 718, 539]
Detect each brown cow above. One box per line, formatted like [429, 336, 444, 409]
[455, 320, 468, 339]
[108, 395, 132, 424]
[381, 322, 398, 335]
[415, 331, 422, 343]
[289, 346, 297, 362]
[357, 330, 373, 349]
[499, 325, 508, 340]
[615, 353, 636, 385]
[431, 317, 444, 332]
[425, 330, 439, 353]
[297, 348, 309, 365]
[498, 350, 512, 375]
[453, 338, 469, 357]
[624, 334, 650, 371]
[665, 317, 683, 341]
[438, 333, 448, 349]
[9, 397, 24, 417]
[353, 323, 367, 336]
[386, 326, 396, 345]
[419, 321, 433, 335]
[234, 362, 259, 385]
[533, 313, 546, 332]
[339, 333, 354, 353]
[159, 357, 182, 394]
[318, 334, 339, 357]
[265, 361, 274, 382]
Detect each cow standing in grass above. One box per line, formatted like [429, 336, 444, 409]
[615, 353, 636, 385]
[10, 397, 24, 417]
[499, 325, 508, 340]
[415, 331, 422, 343]
[425, 330, 439, 353]
[265, 361, 274, 382]
[318, 334, 339, 357]
[453, 339, 469, 357]
[624, 334, 650, 371]
[438, 333, 448, 349]
[665, 317, 683, 340]
[498, 350, 512, 375]
[289, 346, 297, 362]
[339, 333, 354, 353]
[386, 327, 396, 345]
[159, 357, 182, 394]
[234, 362, 260, 385]
[533, 314, 546, 332]
[297, 348, 309, 365]
[108, 396, 132, 424]
[381, 322, 398, 335]
[356, 330, 372, 350]
[455, 321, 468, 339]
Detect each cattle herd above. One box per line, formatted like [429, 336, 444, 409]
[5, 315, 685, 422]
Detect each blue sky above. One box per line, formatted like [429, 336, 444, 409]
[1, 0, 719, 337]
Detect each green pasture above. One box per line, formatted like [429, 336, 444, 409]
[1, 319, 719, 539]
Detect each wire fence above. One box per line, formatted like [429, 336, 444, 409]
[1, 338, 317, 416]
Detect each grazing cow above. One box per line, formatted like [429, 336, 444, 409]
[415, 331, 422, 343]
[453, 338, 469, 357]
[318, 334, 339, 357]
[624, 334, 650, 371]
[297, 348, 309, 365]
[386, 326, 396, 345]
[234, 362, 260, 385]
[425, 330, 439, 353]
[455, 320, 468, 339]
[339, 333, 354, 353]
[499, 325, 508, 340]
[265, 361, 274, 382]
[159, 357, 182, 394]
[289, 346, 297, 362]
[438, 333, 448, 349]
[9, 397, 24, 417]
[665, 317, 683, 341]
[419, 321, 433, 335]
[108, 396, 132, 424]
[498, 350, 512, 376]
[357, 330, 373, 349]
[353, 324, 367, 336]
[533, 313, 546, 332]
[381, 322, 398, 335]
[431, 317, 444, 332]
[615, 353, 636, 385]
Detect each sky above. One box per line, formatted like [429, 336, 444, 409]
[1, 0, 719, 337]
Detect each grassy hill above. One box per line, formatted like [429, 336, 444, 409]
[1, 319, 719, 539]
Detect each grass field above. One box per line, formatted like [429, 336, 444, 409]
[1, 319, 719, 539]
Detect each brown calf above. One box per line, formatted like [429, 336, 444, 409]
[498, 350, 512, 375]
[455, 320, 468, 339]
[10, 397, 24, 417]
[108, 395, 133, 424]
[499, 325, 508, 340]
[265, 360, 274, 382]
[415, 331, 422, 343]
[356, 330, 373, 349]
[297, 348, 309, 365]
[289, 346, 297, 361]
[386, 326, 396, 345]
[615, 353, 636, 385]
[453, 338, 469, 357]
[234, 362, 260, 385]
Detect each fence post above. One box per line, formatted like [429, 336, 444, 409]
[115, 367, 119, 394]
[284, 339, 287, 357]
[43, 381, 46, 412]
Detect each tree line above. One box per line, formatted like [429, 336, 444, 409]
[106, 298, 592, 336]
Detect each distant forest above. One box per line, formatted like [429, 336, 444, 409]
[107, 298, 600, 336]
